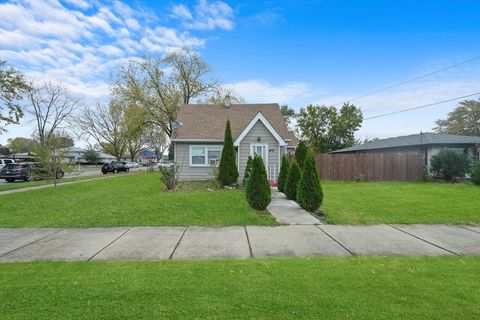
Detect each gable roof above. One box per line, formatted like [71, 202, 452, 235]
[330, 132, 480, 153]
[234, 112, 286, 146]
[172, 103, 298, 146]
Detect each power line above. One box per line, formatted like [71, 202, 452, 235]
[333, 55, 480, 106]
[364, 92, 480, 120]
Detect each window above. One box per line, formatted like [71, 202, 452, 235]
[208, 149, 221, 166]
[191, 147, 205, 165]
[190, 145, 223, 166]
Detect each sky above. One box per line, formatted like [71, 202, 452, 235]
[1, 0, 480, 146]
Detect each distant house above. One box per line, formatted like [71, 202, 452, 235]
[330, 132, 480, 169]
[120, 150, 159, 163]
[63, 147, 117, 164]
[172, 102, 298, 181]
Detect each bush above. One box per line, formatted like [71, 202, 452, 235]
[246, 155, 271, 210]
[242, 156, 253, 185]
[471, 163, 480, 185]
[218, 120, 239, 186]
[159, 166, 177, 191]
[430, 149, 471, 182]
[277, 155, 290, 192]
[297, 151, 323, 212]
[295, 141, 308, 169]
[284, 160, 301, 200]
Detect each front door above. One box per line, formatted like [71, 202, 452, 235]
[251, 144, 268, 167]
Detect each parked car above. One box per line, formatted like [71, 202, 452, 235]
[101, 162, 129, 174]
[0, 163, 64, 182]
[123, 161, 139, 168]
[157, 160, 175, 168]
[0, 158, 15, 170]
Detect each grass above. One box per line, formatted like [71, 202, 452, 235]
[322, 181, 480, 224]
[0, 172, 275, 227]
[1, 257, 479, 319]
[0, 174, 120, 192]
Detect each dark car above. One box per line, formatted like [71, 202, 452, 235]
[0, 163, 65, 182]
[101, 162, 129, 174]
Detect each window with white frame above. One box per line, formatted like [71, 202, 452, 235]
[190, 145, 223, 166]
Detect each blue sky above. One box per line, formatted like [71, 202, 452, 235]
[1, 0, 480, 145]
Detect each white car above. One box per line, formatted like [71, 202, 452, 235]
[123, 161, 139, 168]
[157, 161, 175, 168]
[0, 159, 15, 170]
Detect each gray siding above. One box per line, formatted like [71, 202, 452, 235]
[175, 121, 288, 182]
[175, 142, 222, 180]
[238, 121, 281, 181]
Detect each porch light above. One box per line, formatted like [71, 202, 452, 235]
[257, 137, 261, 142]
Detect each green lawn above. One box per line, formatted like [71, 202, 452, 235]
[322, 181, 480, 224]
[1, 257, 479, 319]
[0, 173, 275, 227]
[0, 174, 117, 192]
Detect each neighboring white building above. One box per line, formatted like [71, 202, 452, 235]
[62, 147, 117, 164]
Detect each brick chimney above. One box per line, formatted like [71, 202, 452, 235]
[224, 95, 231, 108]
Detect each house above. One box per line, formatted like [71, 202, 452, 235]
[330, 132, 480, 170]
[62, 147, 117, 164]
[120, 150, 159, 163]
[171, 102, 298, 181]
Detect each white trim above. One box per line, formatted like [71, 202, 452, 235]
[189, 145, 223, 167]
[234, 112, 286, 147]
[250, 143, 269, 169]
[277, 146, 281, 179]
[237, 145, 240, 169]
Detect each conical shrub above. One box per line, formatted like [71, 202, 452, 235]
[242, 156, 253, 186]
[295, 141, 308, 169]
[297, 151, 323, 212]
[284, 159, 301, 200]
[246, 155, 271, 210]
[218, 120, 239, 186]
[277, 155, 290, 192]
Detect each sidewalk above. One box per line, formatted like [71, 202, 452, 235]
[1, 224, 479, 262]
[268, 189, 321, 225]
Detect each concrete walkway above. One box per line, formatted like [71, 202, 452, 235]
[268, 189, 321, 224]
[1, 224, 479, 262]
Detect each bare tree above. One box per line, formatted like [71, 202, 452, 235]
[26, 82, 78, 147]
[163, 48, 218, 104]
[78, 101, 127, 161]
[114, 48, 218, 137]
[199, 87, 245, 104]
[143, 125, 168, 161]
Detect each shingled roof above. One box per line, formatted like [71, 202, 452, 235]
[172, 103, 298, 146]
[330, 132, 480, 153]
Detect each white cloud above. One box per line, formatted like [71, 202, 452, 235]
[0, 0, 227, 145]
[225, 80, 311, 104]
[253, 9, 284, 27]
[172, 4, 193, 20]
[0, 0, 210, 102]
[313, 74, 480, 139]
[63, 0, 91, 9]
[171, 0, 234, 30]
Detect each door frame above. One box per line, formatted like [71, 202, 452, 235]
[250, 143, 269, 168]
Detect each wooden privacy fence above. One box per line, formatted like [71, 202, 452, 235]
[315, 152, 424, 181]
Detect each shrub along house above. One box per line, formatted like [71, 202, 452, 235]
[171, 101, 298, 181]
